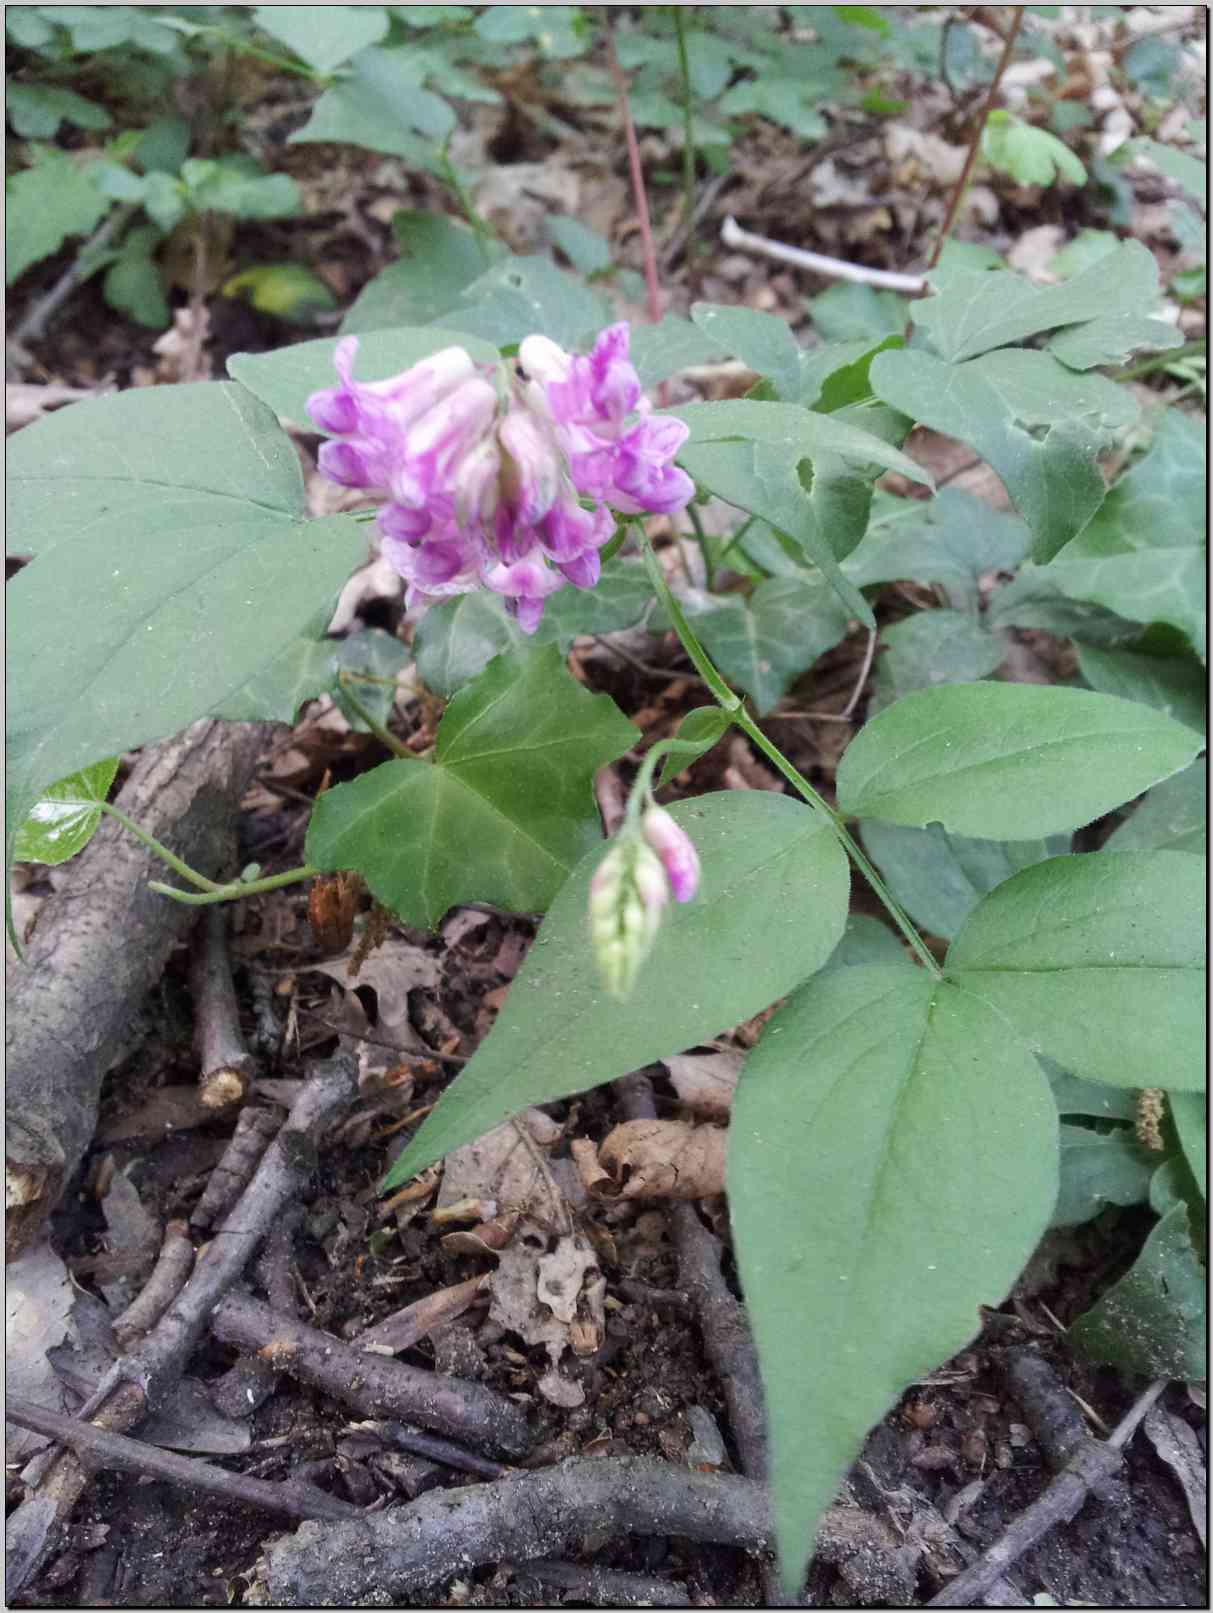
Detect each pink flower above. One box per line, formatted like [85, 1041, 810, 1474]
[641, 806, 701, 903]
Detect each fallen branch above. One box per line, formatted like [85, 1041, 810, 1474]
[111, 1219, 195, 1350]
[4, 1398, 362, 1525]
[6, 719, 273, 1259]
[190, 907, 258, 1109]
[927, 1379, 1167, 1607]
[258, 1455, 770, 1604]
[210, 1291, 530, 1459]
[191, 1104, 283, 1230]
[720, 216, 927, 293]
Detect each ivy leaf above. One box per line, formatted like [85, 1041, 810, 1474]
[729, 964, 1056, 1593]
[1076, 644, 1205, 735]
[986, 566, 1141, 648]
[214, 611, 335, 725]
[843, 488, 1032, 612]
[1070, 1202, 1206, 1379]
[228, 326, 499, 427]
[1052, 1124, 1157, 1228]
[691, 578, 852, 714]
[870, 348, 1135, 561]
[12, 759, 119, 867]
[1104, 761, 1207, 855]
[305, 646, 636, 926]
[945, 851, 1206, 1092]
[690, 303, 805, 401]
[343, 212, 505, 335]
[252, 4, 389, 71]
[980, 109, 1087, 188]
[867, 610, 1005, 714]
[836, 684, 1203, 839]
[859, 821, 1069, 941]
[384, 791, 850, 1185]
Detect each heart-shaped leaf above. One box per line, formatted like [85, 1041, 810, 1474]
[12, 758, 119, 866]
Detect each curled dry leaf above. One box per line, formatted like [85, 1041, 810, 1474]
[595, 1119, 728, 1200]
[661, 1051, 743, 1120]
[309, 936, 442, 1077]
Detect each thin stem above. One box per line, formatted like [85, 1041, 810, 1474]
[437, 144, 493, 264]
[337, 673, 413, 761]
[1114, 338, 1206, 382]
[672, 7, 698, 236]
[605, 10, 662, 325]
[840, 628, 878, 721]
[925, 6, 1025, 272]
[686, 501, 715, 591]
[639, 530, 943, 979]
[148, 866, 317, 907]
[99, 804, 227, 892]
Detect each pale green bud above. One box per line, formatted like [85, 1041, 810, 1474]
[589, 837, 668, 1000]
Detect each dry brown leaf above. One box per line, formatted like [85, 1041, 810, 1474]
[1143, 1404, 1207, 1547]
[661, 1051, 743, 1120]
[595, 1119, 727, 1200]
[309, 935, 441, 1073]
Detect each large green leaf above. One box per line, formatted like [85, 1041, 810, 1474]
[690, 577, 852, 714]
[867, 609, 1005, 714]
[859, 821, 1069, 941]
[869, 348, 1136, 561]
[448, 255, 612, 351]
[1052, 1123, 1156, 1227]
[5, 148, 111, 286]
[228, 327, 499, 428]
[844, 488, 1032, 612]
[1104, 761, 1207, 855]
[253, 4, 389, 71]
[12, 759, 119, 867]
[729, 964, 1056, 1592]
[689, 303, 805, 401]
[627, 316, 726, 389]
[945, 851, 1206, 1091]
[985, 565, 1142, 648]
[1044, 1058, 1138, 1123]
[911, 243, 1167, 363]
[305, 646, 635, 926]
[1044, 410, 1207, 660]
[836, 684, 1203, 839]
[1169, 1092, 1207, 1204]
[1076, 644, 1206, 734]
[342, 212, 505, 335]
[1070, 1202, 1206, 1379]
[386, 792, 850, 1185]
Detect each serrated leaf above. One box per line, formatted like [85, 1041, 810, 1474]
[868, 609, 1005, 714]
[1070, 1202, 1206, 1379]
[1077, 644, 1205, 734]
[837, 684, 1203, 839]
[691, 577, 852, 714]
[912, 241, 1161, 363]
[385, 791, 850, 1185]
[1052, 1123, 1156, 1227]
[859, 821, 1069, 941]
[1105, 761, 1207, 855]
[12, 758, 119, 866]
[945, 850, 1206, 1092]
[729, 964, 1056, 1592]
[656, 707, 733, 788]
[980, 109, 1086, 188]
[102, 224, 169, 329]
[6, 149, 111, 285]
[342, 212, 503, 335]
[1169, 1092, 1207, 1204]
[627, 316, 727, 389]
[306, 645, 636, 926]
[214, 613, 335, 724]
[180, 157, 299, 221]
[690, 304, 805, 401]
[843, 488, 1032, 612]
[447, 255, 612, 350]
[253, 4, 389, 72]
[228, 326, 499, 428]
[870, 347, 1136, 562]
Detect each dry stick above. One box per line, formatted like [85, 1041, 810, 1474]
[258, 1455, 771, 1604]
[191, 1103, 283, 1230]
[208, 1207, 303, 1420]
[517, 1557, 692, 1608]
[374, 1420, 510, 1482]
[925, 5, 1026, 272]
[4, 1055, 359, 1601]
[10, 203, 137, 348]
[111, 1220, 195, 1351]
[719, 215, 928, 292]
[355, 1274, 490, 1355]
[209, 1292, 530, 1460]
[190, 906, 259, 1109]
[605, 14, 662, 326]
[926, 1379, 1168, 1608]
[4, 1399, 362, 1526]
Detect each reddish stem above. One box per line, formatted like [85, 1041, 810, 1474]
[606, 18, 662, 325]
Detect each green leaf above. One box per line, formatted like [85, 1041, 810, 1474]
[1169, 1092, 1207, 1204]
[690, 303, 805, 401]
[385, 791, 850, 1185]
[859, 821, 1069, 941]
[1044, 1058, 1138, 1123]
[1052, 1123, 1156, 1227]
[819, 912, 908, 971]
[253, 4, 389, 71]
[228, 326, 499, 427]
[12, 758, 119, 866]
[868, 610, 1005, 714]
[1104, 761, 1207, 855]
[306, 645, 636, 926]
[1044, 410, 1207, 659]
[691, 578, 852, 714]
[843, 488, 1032, 612]
[911, 242, 1163, 363]
[102, 223, 169, 328]
[985, 565, 1141, 648]
[474, 4, 584, 57]
[869, 347, 1136, 561]
[945, 850, 1206, 1092]
[288, 46, 454, 172]
[1076, 644, 1205, 735]
[627, 317, 727, 389]
[729, 964, 1056, 1593]
[180, 157, 299, 221]
[718, 78, 827, 141]
[223, 264, 336, 322]
[1070, 1202, 1206, 1379]
[656, 707, 733, 789]
[807, 282, 908, 343]
[1048, 314, 1182, 372]
[6, 382, 367, 847]
[448, 255, 612, 350]
[6, 84, 112, 139]
[213, 612, 335, 725]
[1126, 138, 1207, 207]
[331, 627, 410, 731]
[1048, 229, 1120, 280]
[837, 684, 1203, 839]
[546, 216, 613, 276]
[5, 149, 111, 285]
[981, 109, 1086, 188]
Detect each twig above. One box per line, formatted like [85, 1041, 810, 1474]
[111, 1220, 195, 1350]
[517, 1558, 691, 1607]
[605, 13, 662, 324]
[209, 1291, 531, 1459]
[208, 1208, 302, 1419]
[925, 6, 1026, 271]
[927, 1379, 1166, 1606]
[10, 203, 136, 349]
[257, 1455, 771, 1604]
[190, 907, 258, 1108]
[840, 628, 879, 720]
[721, 216, 927, 293]
[190, 1104, 282, 1230]
[354, 1275, 490, 1355]
[374, 1420, 511, 1481]
[1001, 1349, 1103, 1473]
[4, 1399, 362, 1525]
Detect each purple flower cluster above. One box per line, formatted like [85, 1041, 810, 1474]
[307, 323, 694, 633]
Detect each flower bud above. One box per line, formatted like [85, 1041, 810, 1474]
[641, 807, 700, 903]
[589, 839, 667, 1000]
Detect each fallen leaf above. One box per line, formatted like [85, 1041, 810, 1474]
[661, 1051, 743, 1120]
[595, 1119, 728, 1200]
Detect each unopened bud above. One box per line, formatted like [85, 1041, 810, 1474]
[641, 807, 700, 903]
[589, 839, 667, 1000]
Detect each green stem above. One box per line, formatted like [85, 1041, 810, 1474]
[438, 144, 493, 264]
[98, 804, 227, 892]
[672, 7, 697, 235]
[640, 530, 943, 979]
[148, 866, 317, 907]
[1114, 338, 1206, 382]
[685, 501, 714, 591]
[337, 674, 414, 761]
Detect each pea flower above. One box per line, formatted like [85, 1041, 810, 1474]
[307, 323, 694, 633]
[640, 805, 701, 904]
